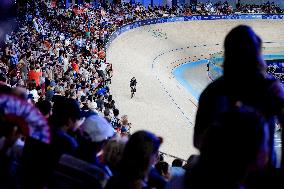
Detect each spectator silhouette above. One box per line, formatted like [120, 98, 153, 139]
[48, 97, 82, 165]
[167, 106, 271, 189]
[194, 25, 284, 169]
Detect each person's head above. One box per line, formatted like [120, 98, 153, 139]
[107, 95, 112, 102]
[104, 108, 110, 117]
[79, 115, 115, 158]
[183, 154, 199, 171]
[155, 161, 171, 180]
[28, 81, 36, 90]
[158, 154, 164, 162]
[198, 105, 270, 180]
[50, 97, 82, 131]
[223, 25, 266, 79]
[113, 108, 119, 117]
[80, 95, 86, 103]
[88, 101, 97, 112]
[103, 135, 128, 171]
[0, 73, 7, 83]
[36, 100, 52, 118]
[172, 158, 183, 167]
[30, 65, 35, 71]
[120, 130, 163, 180]
[121, 115, 129, 125]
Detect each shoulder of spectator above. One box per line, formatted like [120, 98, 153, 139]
[269, 79, 284, 100]
[165, 174, 185, 189]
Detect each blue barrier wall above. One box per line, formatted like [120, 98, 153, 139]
[106, 14, 284, 49]
[208, 54, 284, 80]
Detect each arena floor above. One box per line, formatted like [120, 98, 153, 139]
[106, 20, 284, 161]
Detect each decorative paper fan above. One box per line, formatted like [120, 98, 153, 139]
[0, 94, 51, 144]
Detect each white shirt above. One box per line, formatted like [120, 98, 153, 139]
[28, 89, 39, 102]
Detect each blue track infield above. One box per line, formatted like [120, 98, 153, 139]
[173, 59, 209, 100]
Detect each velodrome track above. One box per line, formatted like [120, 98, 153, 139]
[106, 19, 284, 160]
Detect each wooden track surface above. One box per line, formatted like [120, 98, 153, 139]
[106, 20, 284, 160]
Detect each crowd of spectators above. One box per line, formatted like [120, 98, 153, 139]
[236, 1, 284, 14]
[0, 0, 284, 189]
[183, 1, 283, 15]
[267, 63, 284, 82]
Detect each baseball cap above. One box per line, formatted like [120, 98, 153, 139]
[81, 115, 114, 142]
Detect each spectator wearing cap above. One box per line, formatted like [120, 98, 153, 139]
[76, 115, 115, 178]
[49, 114, 115, 189]
[88, 97, 98, 111]
[105, 130, 163, 189]
[81, 100, 98, 118]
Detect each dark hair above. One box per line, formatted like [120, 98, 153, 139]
[0, 73, 7, 83]
[108, 95, 112, 102]
[113, 108, 119, 117]
[223, 25, 265, 79]
[155, 161, 169, 176]
[28, 81, 36, 90]
[159, 154, 164, 162]
[36, 100, 51, 116]
[172, 158, 183, 167]
[80, 95, 86, 102]
[120, 130, 162, 180]
[104, 102, 109, 109]
[50, 97, 81, 127]
[87, 95, 93, 101]
[104, 108, 110, 117]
